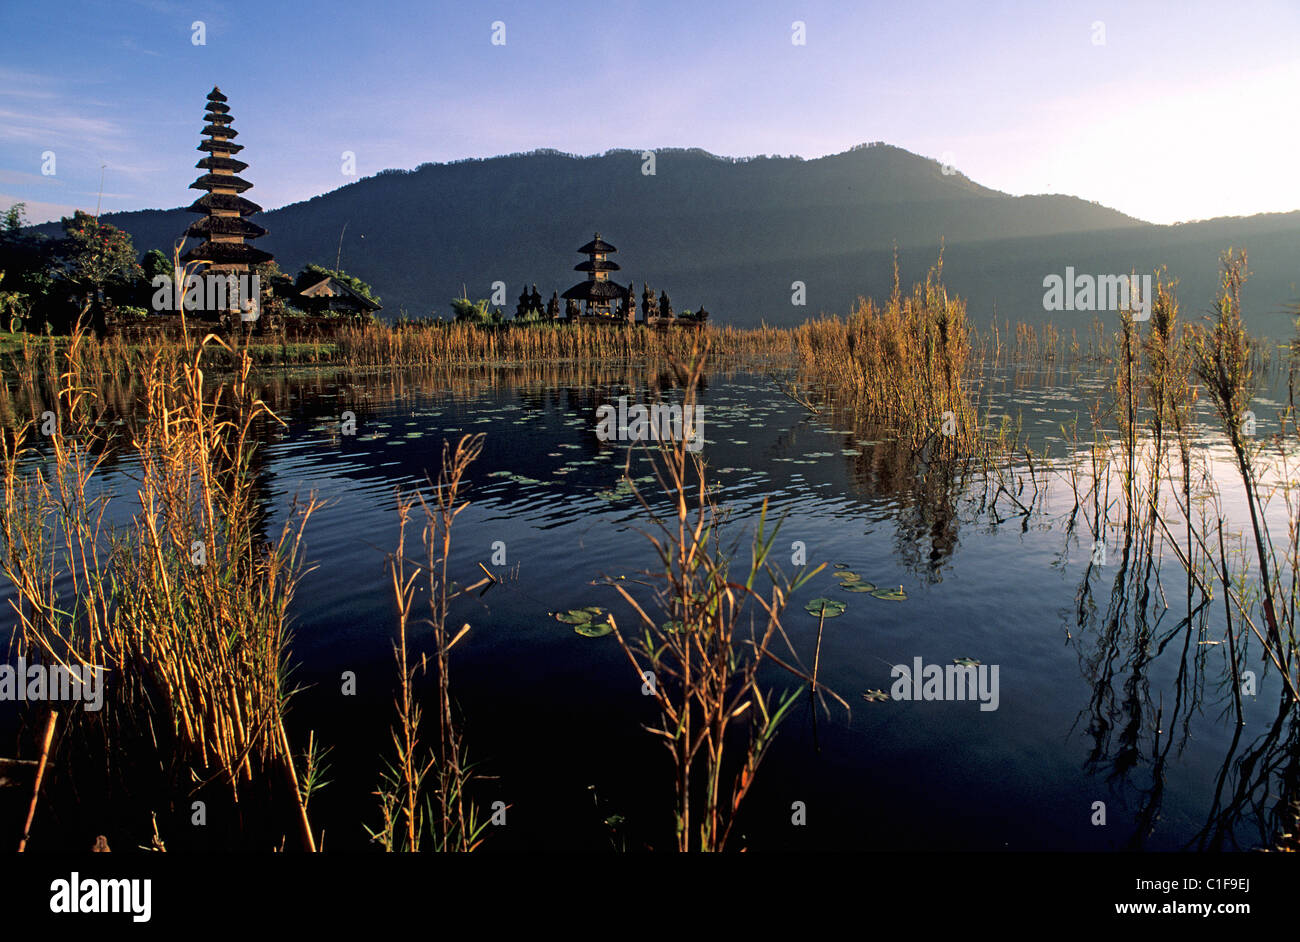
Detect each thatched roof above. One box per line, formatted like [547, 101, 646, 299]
[186, 192, 263, 215]
[182, 241, 273, 265]
[577, 233, 617, 254]
[201, 124, 238, 138]
[207, 87, 228, 102]
[299, 275, 381, 310]
[190, 172, 253, 193]
[204, 113, 234, 126]
[198, 139, 244, 154]
[205, 101, 230, 114]
[574, 258, 620, 273]
[196, 155, 249, 173]
[562, 280, 626, 301]
[185, 216, 267, 239]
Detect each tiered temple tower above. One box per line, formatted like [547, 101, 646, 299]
[561, 233, 627, 317]
[183, 87, 272, 285]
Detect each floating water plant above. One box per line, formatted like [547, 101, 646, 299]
[553, 608, 598, 625]
[840, 581, 877, 593]
[862, 689, 890, 702]
[805, 598, 847, 618]
[870, 587, 907, 601]
[953, 657, 980, 667]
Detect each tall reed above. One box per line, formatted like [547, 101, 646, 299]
[372, 434, 491, 852]
[606, 341, 841, 851]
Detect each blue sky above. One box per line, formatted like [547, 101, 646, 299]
[2, 0, 1298, 225]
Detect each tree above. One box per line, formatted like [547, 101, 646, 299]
[660, 290, 673, 320]
[450, 295, 499, 324]
[57, 210, 142, 333]
[0, 203, 57, 331]
[254, 259, 297, 319]
[141, 248, 171, 284]
[138, 249, 173, 311]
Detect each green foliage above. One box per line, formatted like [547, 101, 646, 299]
[450, 296, 500, 324]
[0, 203, 57, 330]
[141, 248, 171, 284]
[58, 210, 141, 293]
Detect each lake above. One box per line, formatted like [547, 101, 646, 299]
[2, 356, 1295, 852]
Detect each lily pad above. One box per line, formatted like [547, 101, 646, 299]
[554, 609, 594, 625]
[574, 620, 614, 638]
[833, 563, 850, 570]
[805, 598, 847, 618]
[870, 587, 908, 602]
[840, 581, 878, 593]
[862, 689, 891, 702]
[953, 657, 981, 667]
[835, 572, 861, 582]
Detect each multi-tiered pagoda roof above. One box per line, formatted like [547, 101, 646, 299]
[183, 87, 272, 269]
[562, 233, 628, 315]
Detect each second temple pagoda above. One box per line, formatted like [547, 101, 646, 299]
[561, 233, 629, 318]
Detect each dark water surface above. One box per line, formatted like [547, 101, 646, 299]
[4, 359, 1295, 851]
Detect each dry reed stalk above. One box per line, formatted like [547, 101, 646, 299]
[16, 709, 57, 852]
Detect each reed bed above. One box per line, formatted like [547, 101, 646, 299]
[0, 308, 320, 849]
[792, 258, 981, 452]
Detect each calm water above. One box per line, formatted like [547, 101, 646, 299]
[4, 359, 1296, 851]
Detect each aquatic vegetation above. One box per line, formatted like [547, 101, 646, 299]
[0, 313, 320, 849]
[840, 581, 878, 593]
[603, 342, 845, 851]
[574, 620, 614, 638]
[376, 434, 492, 852]
[870, 587, 908, 601]
[805, 597, 847, 617]
[554, 606, 607, 625]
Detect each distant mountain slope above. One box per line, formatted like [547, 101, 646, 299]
[31, 144, 1300, 337]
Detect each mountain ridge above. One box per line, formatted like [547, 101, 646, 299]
[28, 143, 1299, 336]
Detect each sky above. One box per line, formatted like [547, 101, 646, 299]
[1, 0, 1298, 226]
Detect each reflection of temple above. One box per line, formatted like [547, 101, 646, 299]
[562, 233, 628, 318]
[183, 87, 272, 319]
